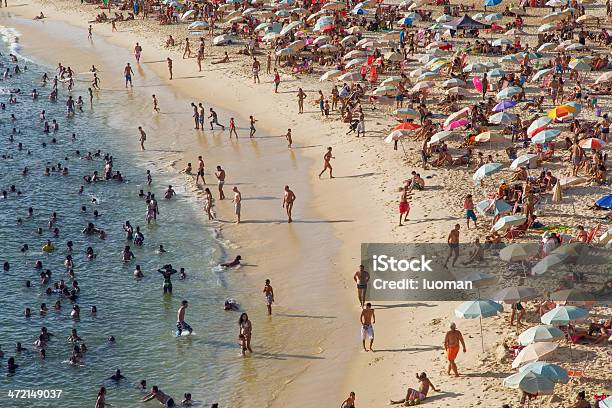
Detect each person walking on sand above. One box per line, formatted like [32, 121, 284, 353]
[263, 279, 274, 315]
[88, 25, 93, 40]
[282, 185, 296, 223]
[443, 224, 460, 268]
[232, 186, 242, 224]
[182, 38, 192, 59]
[463, 194, 477, 229]
[134, 42, 142, 63]
[209, 108, 225, 130]
[354, 265, 370, 308]
[285, 129, 292, 148]
[215, 166, 225, 200]
[360, 302, 375, 352]
[273, 69, 280, 93]
[138, 126, 146, 150]
[152, 94, 160, 113]
[296, 88, 306, 114]
[444, 322, 466, 377]
[399, 186, 411, 226]
[196, 156, 205, 185]
[249, 115, 257, 138]
[124, 63, 134, 88]
[252, 57, 261, 84]
[318, 147, 334, 178]
[229, 117, 238, 138]
[166, 57, 173, 80]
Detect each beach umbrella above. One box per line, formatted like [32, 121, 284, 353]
[599, 228, 612, 244]
[499, 243, 540, 262]
[384, 130, 409, 143]
[550, 289, 595, 306]
[595, 194, 612, 209]
[472, 12, 485, 20]
[351, 6, 368, 14]
[288, 40, 305, 51]
[347, 26, 364, 34]
[188, 21, 209, 30]
[541, 306, 588, 326]
[275, 9, 291, 17]
[318, 44, 338, 53]
[518, 51, 543, 60]
[545, 0, 566, 5]
[276, 47, 295, 56]
[455, 300, 503, 350]
[476, 199, 512, 216]
[542, 11, 565, 22]
[435, 14, 454, 22]
[445, 118, 470, 130]
[532, 129, 561, 144]
[396, 16, 414, 26]
[446, 87, 470, 96]
[531, 253, 570, 275]
[373, 86, 397, 96]
[181, 9, 196, 20]
[571, 61, 591, 72]
[595, 71, 612, 85]
[552, 181, 562, 203]
[213, 34, 237, 45]
[417, 71, 439, 82]
[492, 286, 538, 303]
[527, 116, 552, 137]
[473, 163, 504, 182]
[337, 71, 361, 82]
[484, 0, 502, 5]
[280, 21, 302, 36]
[511, 342, 558, 369]
[532, 68, 553, 82]
[579, 138, 606, 150]
[474, 131, 498, 143]
[427, 130, 454, 146]
[322, 1, 346, 10]
[384, 51, 403, 62]
[241, 7, 257, 16]
[489, 112, 516, 125]
[518, 326, 565, 346]
[345, 57, 367, 69]
[394, 122, 421, 131]
[537, 43, 557, 52]
[262, 32, 280, 42]
[485, 12, 503, 22]
[499, 55, 519, 64]
[227, 16, 245, 23]
[492, 214, 527, 232]
[444, 107, 471, 128]
[442, 78, 466, 88]
[340, 35, 357, 46]
[538, 23, 557, 33]
[493, 100, 517, 112]
[381, 76, 403, 86]
[510, 154, 538, 169]
[492, 38, 512, 47]
[496, 86, 522, 100]
[393, 107, 418, 119]
[566, 43, 587, 51]
[488, 68, 508, 78]
[547, 104, 576, 119]
[410, 81, 434, 92]
[463, 62, 488, 73]
[319, 69, 342, 81]
[558, 176, 587, 188]
[290, 7, 308, 15]
[505, 27, 525, 36]
[343, 50, 365, 60]
[503, 371, 556, 394]
[599, 397, 612, 408]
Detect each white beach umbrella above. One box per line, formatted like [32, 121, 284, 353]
[492, 214, 527, 232]
[489, 112, 517, 125]
[313, 35, 329, 45]
[319, 44, 338, 53]
[510, 154, 538, 169]
[338, 71, 361, 81]
[345, 57, 367, 69]
[340, 35, 358, 46]
[427, 130, 454, 146]
[280, 21, 302, 36]
[537, 42, 557, 52]
[343, 50, 365, 60]
[181, 9, 196, 20]
[319, 69, 342, 81]
[188, 21, 209, 30]
[213, 34, 238, 45]
[442, 78, 466, 88]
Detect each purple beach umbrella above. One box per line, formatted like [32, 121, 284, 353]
[493, 100, 517, 112]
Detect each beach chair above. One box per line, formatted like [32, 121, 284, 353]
[505, 219, 533, 239]
[586, 223, 602, 243]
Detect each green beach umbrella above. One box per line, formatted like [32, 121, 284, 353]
[519, 362, 569, 384]
[492, 214, 527, 232]
[540, 306, 588, 326]
[532, 129, 561, 144]
[518, 325, 564, 346]
[475, 199, 513, 216]
[455, 300, 503, 351]
[503, 371, 556, 394]
[472, 163, 504, 182]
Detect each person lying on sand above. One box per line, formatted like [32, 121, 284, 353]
[33, 12, 45, 20]
[211, 52, 230, 65]
[390, 372, 439, 405]
[221, 255, 241, 268]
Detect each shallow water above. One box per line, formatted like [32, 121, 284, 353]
[0, 25, 258, 408]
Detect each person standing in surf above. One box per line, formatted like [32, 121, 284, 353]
[134, 43, 142, 63]
[158, 264, 177, 294]
[176, 300, 193, 336]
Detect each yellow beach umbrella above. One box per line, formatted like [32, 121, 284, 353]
[547, 104, 576, 119]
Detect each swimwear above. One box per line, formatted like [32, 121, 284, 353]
[176, 321, 192, 335]
[125, 75, 132, 81]
[446, 344, 459, 361]
[399, 201, 409, 214]
[572, 156, 582, 166]
[265, 293, 273, 305]
[465, 209, 477, 221]
[357, 283, 367, 289]
[166, 398, 175, 408]
[234, 202, 241, 215]
[360, 324, 374, 340]
[407, 388, 426, 401]
[449, 243, 459, 249]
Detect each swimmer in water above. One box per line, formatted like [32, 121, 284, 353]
[221, 255, 241, 268]
[158, 264, 177, 294]
[176, 300, 193, 336]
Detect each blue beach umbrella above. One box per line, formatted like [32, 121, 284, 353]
[496, 86, 522, 100]
[532, 129, 561, 144]
[397, 16, 413, 26]
[518, 325, 564, 346]
[519, 362, 569, 384]
[485, 12, 503, 22]
[600, 397, 612, 408]
[484, 0, 502, 5]
[541, 306, 588, 325]
[595, 194, 612, 209]
[473, 162, 504, 183]
[492, 214, 527, 232]
[503, 371, 556, 395]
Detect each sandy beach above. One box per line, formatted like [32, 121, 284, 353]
[0, 0, 610, 406]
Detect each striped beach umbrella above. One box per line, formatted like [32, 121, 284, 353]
[518, 326, 564, 346]
[540, 305, 588, 326]
[503, 371, 556, 394]
[511, 342, 558, 368]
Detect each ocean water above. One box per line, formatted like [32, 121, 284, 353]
[0, 25, 254, 407]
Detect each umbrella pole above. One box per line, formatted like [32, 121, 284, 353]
[479, 315, 485, 352]
[399, 138, 408, 161]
